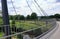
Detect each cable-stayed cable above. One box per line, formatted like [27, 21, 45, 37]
[34, 0, 48, 16]
[10, 0, 17, 15]
[34, 0, 47, 16]
[26, 0, 43, 16]
[11, 0, 48, 16]
[10, 0, 21, 21]
[32, 1, 44, 16]
[26, 0, 33, 12]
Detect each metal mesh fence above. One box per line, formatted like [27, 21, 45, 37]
[0, 19, 56, 39]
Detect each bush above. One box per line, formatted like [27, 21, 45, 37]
[11, 26, 16, 32]
[17, 28, 25, 39]
[26, 28, 42, 37]
[17, 34, 23, 39]
[17, 28, 25, 32]
[0, 27, 2, 32]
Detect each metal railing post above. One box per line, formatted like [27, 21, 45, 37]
[1, 0, 11, 39]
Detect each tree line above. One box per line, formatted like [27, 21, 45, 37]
[41, 14, 60, 19]
[9, 13, 60, 20]
[9, 12, 38, 20]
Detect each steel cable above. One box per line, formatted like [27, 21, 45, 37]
[34, 0, 48, 16]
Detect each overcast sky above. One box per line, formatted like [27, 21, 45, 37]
[0, 0, 60, 16]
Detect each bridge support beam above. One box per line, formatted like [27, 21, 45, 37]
[1, 0, 11, 39]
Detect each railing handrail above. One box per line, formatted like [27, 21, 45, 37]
[34, 21, 59, 39]
[0, 19, 57, 39]
[0, 25, 46, 39]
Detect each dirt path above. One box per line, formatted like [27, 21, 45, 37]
[49, 21, 60, 39]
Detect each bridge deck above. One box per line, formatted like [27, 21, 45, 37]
[50, 21, 60, 39]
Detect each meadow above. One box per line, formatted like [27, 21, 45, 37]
[0, 19, 52, 39]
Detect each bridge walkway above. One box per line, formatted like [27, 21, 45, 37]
[49, 21, 60, 39]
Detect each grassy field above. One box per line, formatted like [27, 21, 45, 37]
[0, 20, 52, 39]
[10, 20, 46, 30]
[0, 32, 4, 37]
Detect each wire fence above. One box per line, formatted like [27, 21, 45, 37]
[0, 19, 57, 39]
[34, 19, 58, 39]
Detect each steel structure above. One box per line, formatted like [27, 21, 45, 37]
[1, 0, 11, 39]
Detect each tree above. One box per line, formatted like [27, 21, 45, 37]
[20, 15, 25, 20]
[9, 15, 13, 20]
[54, 14, 60, 18]
[53, 14, 60, 20]
[14, 15, 19, 20]
[49, 15, 54, 18]
[13, 15, 21, 20]
[26, 15, 31, 20]
[31, 12, 38, 20]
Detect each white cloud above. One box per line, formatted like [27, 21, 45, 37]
[34, 0, 60, 15]
[46, 0, 56, 3]
[0, 0, 60, 16]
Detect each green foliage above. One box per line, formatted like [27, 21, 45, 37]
[54, 14, 60, 18]
[9, 12, 38, 20]
[9, 15, 25, 20]
[15, 21, 40, 30]
[49, 15, 54, 18]
[0, 17, 3, 24]
[11, 20, 16, 32]
[0, 32, 4, 37]
[31, 12, 38, 20]
[17, 34, 23, 39]
[17, 28, 25, 32]
[41, 16, 49, 19]
[12, 20, 15, 24]
[26, 28, 42, 37]
[14, 15, 19, 20]
[19, 15, 25, 20]
[9, 15, 13, 20]
[26, 15, 31, 20]
[41, 13, 60, 19]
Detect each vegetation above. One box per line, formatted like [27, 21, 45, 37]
[41, 13, 60, 19]
[30, 12, 38, 20]
[11, 21, 44, 30]
[26, 28, 42, 37]
[26, 15, 31, 20]
[9, 12, 38, 20]
[0, 17, 3, 24]
[0, 32, 4, 37]
[0, 12, 59, 38]
[19, 15, 25, 20]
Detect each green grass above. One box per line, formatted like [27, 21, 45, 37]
[10, 20, 46, 30]
[0, 20, 52, 38]
[0, 18, 3, 25]
[0, 32, 4, 37]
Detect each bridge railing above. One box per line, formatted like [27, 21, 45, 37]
[0, 19, 57, 39]
[34, 19, 58, 39]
